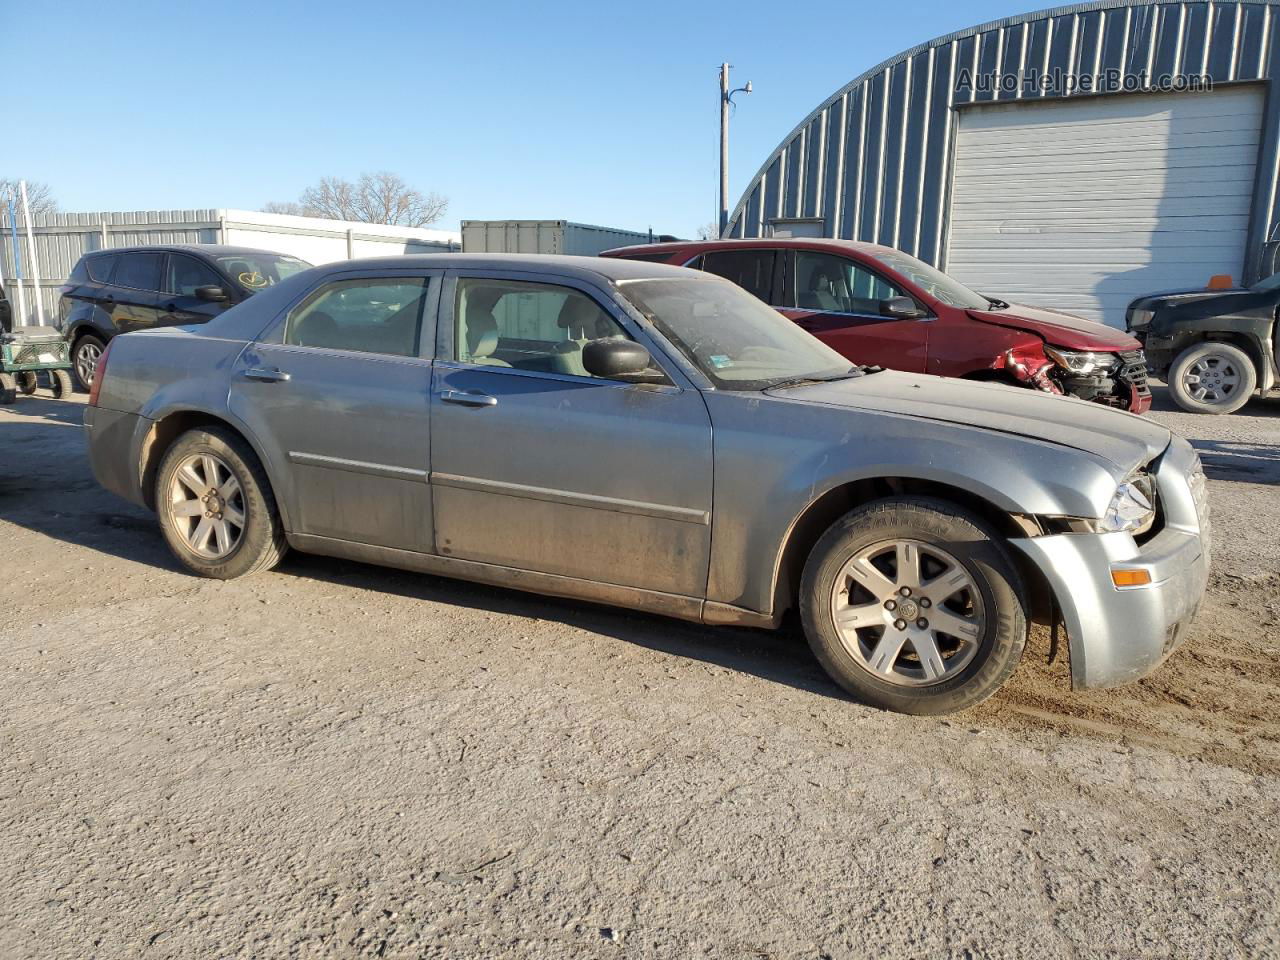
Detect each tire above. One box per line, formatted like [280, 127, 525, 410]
[48, 369, 73, 399]
[1168, 341, 1256, 415]
[799, 496, 1028, 715]
[17, 372, 38, 395]
[72, 333, 107, 392]
[155, 427, 287, 579]
[0, 373, 15, 405]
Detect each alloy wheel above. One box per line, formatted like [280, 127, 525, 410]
[75, 340, 102, 387]
[1183, 354, 1242, 406]
[166, 453, 246, 560]
[829, 539, 985, 686]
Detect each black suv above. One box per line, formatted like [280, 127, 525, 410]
[60, 244, 311, 389]
[1127, 270, 1280, 415]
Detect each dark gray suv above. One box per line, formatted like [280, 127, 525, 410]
[59, 244, 310, 389]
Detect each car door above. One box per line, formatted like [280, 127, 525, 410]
[226, 270, 440, 552]
[775, 250, 930, 373]
[158, 254, 234, 326]
[106, 252, 166, 333]
[429, 270, 714, 598]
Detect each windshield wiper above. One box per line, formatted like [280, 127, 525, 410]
[767, 369, 871, 390]
[983, 295, 1009, 310]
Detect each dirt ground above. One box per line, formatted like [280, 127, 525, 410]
[1, 386, 1277, 959]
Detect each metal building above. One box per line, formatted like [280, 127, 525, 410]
[726, 0, 1280, 326]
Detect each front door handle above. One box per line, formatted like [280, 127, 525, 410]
[243, 366, 291, 383]
[441, 389, 497, 407]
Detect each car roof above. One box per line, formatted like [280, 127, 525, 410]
[83, 244, 299, 259]
[603, 237, 904, 259]
[302, 253, 702, 283]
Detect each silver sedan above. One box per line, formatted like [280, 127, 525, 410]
[83, 254, 1209, 714]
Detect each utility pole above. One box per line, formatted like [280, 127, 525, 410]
[19, 181, 44, 327]
[719, 63, 751, 239]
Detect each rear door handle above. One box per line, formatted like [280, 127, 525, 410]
[243, 366, 291, 383]
[441, 389, 497, 407]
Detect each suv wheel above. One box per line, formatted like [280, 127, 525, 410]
[800, 496, 1028, 715]
[155, 427, 288, 579]
[1168, 341, 1256, 415]
[73, 333, 107, 392]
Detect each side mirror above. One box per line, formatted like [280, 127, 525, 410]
[582, 338, 664, 382]
[195, 285, 229, 303]
[881, 296, 926, 319]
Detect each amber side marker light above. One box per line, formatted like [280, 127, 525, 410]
[1111, 569, 1153, 588]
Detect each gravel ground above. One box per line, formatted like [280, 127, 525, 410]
[0, 386, 1277, 959]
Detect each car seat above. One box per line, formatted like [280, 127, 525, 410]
[550, 296, 613, 376]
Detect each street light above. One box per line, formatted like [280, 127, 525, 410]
[719, 63, 751, 239]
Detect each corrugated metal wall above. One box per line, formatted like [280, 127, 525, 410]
[726, 0, 1280, 283]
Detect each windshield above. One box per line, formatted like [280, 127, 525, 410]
[618, 276, 856, 390]
[867, 249, 989, 309]
[216, 253, 311, 294]
[1253, 271, 1280, 292]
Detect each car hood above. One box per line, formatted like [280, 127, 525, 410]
[965, 304, 1142, 351]
[766, 371, 1171, 473]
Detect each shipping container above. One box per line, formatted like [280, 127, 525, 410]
[461, 220, 656, 257]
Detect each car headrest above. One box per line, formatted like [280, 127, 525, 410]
[465, 312, 499, 359]
[293, 310, 338, 348]
[557, 295, 610, 339]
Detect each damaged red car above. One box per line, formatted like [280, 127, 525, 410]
[601, 238, 1151, 414]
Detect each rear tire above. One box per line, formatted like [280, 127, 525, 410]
[49, 369, 73, 399]
[16, 372, 37, 395]
[799, 496, 1028, 715]
[155, 427, 287, 579]
[72, 333, 106, 392]
[1168, 342, 1256, 415]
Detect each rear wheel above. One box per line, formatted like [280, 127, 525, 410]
[16, 372, 38, 395]
[1168, 341, 1256, 415]
[49, 369, 73, 399]
[155, 427, 287, 579]
[72, 333, 106, 391]
[800, 496, 1028, 715]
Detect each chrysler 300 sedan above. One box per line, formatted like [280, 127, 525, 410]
[84, 255, 1209, 714]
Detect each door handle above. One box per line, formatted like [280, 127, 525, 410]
[441, 389, 497, 407]
[165, 303, 177, 312]
[243, 366, 291, 383]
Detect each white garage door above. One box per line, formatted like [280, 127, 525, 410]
[946, 87, 1264, 328]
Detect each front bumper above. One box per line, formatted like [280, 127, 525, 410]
[1010, 438, 1209, 689]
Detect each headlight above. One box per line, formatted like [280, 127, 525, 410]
[1044, 346, 1120, 375]
[1128, 308, 1154, 331]
[1099, 473, 1157, 535]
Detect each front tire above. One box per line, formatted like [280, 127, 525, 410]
[48, 369, 73, 398]
[1168, 341, 1256, 415]
[72, 333, 106, 392]
[0, 373, 16, 405]
[800, 496, 1028, 715]
[155, 427, 287, 579]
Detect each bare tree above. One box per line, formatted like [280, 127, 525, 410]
[264, 172, 448, 227]
[696, 220, 720, 241]
[260, 200, 306, 216]
[0, 179, 57, 216]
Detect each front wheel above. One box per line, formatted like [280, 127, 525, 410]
[1168, 341, 1256, 415]
[155, 427, 288, 579]
[48, 369, 73, 398]
[800, 496, 1028, 715]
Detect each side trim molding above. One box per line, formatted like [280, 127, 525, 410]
[430, 471, 711, 525]
[289, 451, 427, 481]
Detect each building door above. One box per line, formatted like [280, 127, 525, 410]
[946, 86, 1265, 328]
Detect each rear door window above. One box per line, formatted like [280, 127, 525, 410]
[85, 255, 118, 283]
[113, 253, 163, 292]
[700, 250, 776, 302]
[284, 277, 430, 358]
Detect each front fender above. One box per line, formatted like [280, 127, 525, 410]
[701, 392, 1123, 614]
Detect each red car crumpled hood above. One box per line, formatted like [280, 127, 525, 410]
[965, 304, 1142, 351]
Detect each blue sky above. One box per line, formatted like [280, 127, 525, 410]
[8, 0, 1021, 237]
